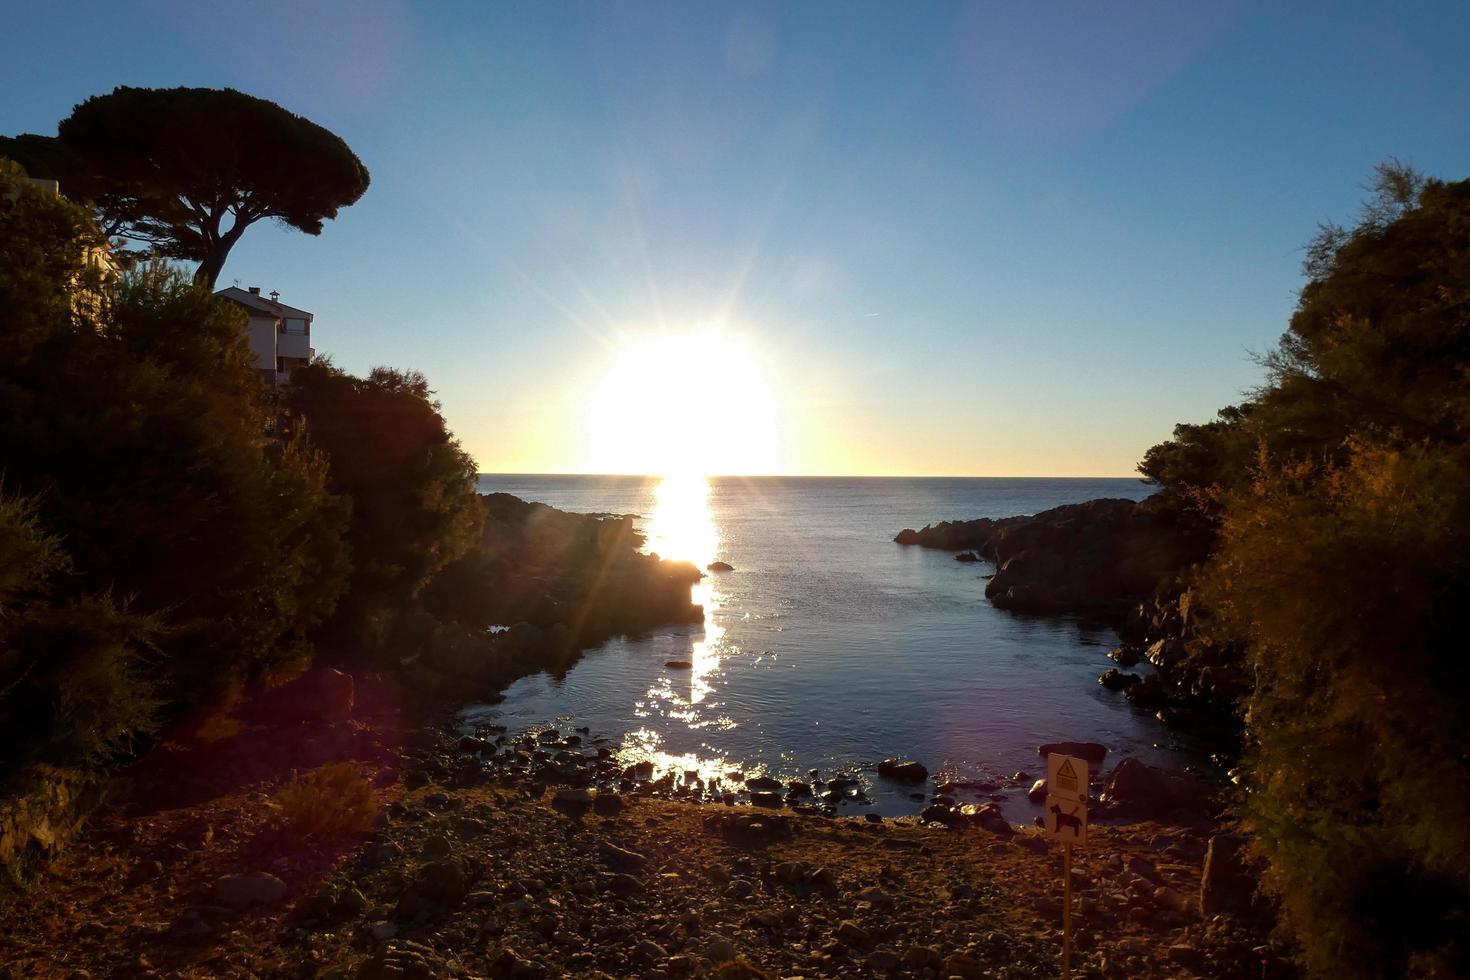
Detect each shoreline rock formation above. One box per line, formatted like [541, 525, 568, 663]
[896, 496, 1212, 622]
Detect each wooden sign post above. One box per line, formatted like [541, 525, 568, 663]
[1043, 753, 1089, 979]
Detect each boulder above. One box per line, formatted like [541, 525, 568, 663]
[953, 552, 981, 563]
[1200, 833, 1256, 917]
[706, 561, 734, 572]
[664, 660, 693, 669]
[877, 759, 929, 783]
[1098, 668, 1141, 691]
[1108, 644, 1142, 667]
[413, 860, 468, 905]
[1125, 673, 1169, 710]
[593, 791, 626, 816]
[1100, 758, 1210, 819]
[1037, 741, 1108, 765]
[313, 668, 355, 718]
[749, 790, 783, 809]
[553, 787, 596, 810]
[745, 776, 783, 792]
[214, 872, 287, 908]
[1026, 779, 1048, 804]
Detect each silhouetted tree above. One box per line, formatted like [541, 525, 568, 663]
[286, 361, 484, 641]
[50, 86, 370, 286]
[0, 166, 352, 763]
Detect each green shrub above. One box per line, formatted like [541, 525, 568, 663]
[275, 762, 377, 838]
[1145, 164, 1470, 978]
[0, 491, 161, 775]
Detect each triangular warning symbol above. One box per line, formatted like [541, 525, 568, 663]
[1058, 759, 1077, 780]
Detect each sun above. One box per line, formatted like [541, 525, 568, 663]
[586, 327, 780, 477]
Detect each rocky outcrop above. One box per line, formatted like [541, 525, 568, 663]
[407, 493, 705, 695]
[896, 496, 1212, 621]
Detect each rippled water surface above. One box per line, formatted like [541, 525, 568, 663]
[464, 475, 1197, 815]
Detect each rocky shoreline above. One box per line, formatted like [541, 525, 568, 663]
[0, 685, 1286, 979]
[895, 496, 1245, 752]
[0, 493, 1283, 978]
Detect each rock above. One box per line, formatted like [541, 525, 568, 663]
[636, 939, 668, 960]
[419, 834, 452, 861]
[953, 552, 980, 563]
[921, 804, 964, 826]
[593, 791, 626, 816]
[1100, 758, 1209, 819]
[745, 775, 783, 792]
[705, 938, 737, 963]
[867, 947, 901, 972]
[553, 787, 596, 809]
[1154, 885, 1189, 912]
[904, 946, 942, 969]
[877, 759, 929, 782]
[1037, 741, 1108, 765]
[214, 872, 287, 908]
[664, 660, 693, 669]
[1027, 779, 1048, 803]
[1098, 668, 1141, 690]
[749, 790, 783, 809]
[941, 951, 985, 979]
[414, 860, 467, 905]
[1108, 645, 1142, 667]
[458, 734, 485, 754]
[313, 668, 355, 718]
[610, 873, 643, 895]
[599, 841, 647, 871]
[1200, 833, 1256, 917]
[706, 561, 734, 572]
[1125, 672, 1169, 710]
[836, 920, 872, 948]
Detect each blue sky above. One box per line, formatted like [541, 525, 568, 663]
[5, 1, 1468, 475]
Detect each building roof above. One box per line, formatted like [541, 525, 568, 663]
[215, 286, 313, 320]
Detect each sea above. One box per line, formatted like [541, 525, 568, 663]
[463, 475, 1202, 817]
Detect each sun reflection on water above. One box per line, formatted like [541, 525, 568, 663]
[634, 475, 734, 771]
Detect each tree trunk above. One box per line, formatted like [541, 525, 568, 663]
[191, 219, 251, 289]
[192, 249, 228, 289]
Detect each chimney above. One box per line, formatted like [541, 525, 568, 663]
[248, 286, 260, 295]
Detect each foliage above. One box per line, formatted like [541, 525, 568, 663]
[41, 86, 370, 286]
[1137, 404, 1256, 516]
[285, 361, 484, 640]
[0, 491, 162, 775]
[0, 168, 351, 763]
[274, 761, 377, 838]
[0, 157, 111, 353]
[1145, 164, 1470, 977]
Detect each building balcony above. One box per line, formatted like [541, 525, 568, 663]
[277, 331, 312, 360]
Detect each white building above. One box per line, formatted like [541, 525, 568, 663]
[215, 286, 314, 386]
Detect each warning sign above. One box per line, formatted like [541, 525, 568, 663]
[1046, 753, 1089, 804]
[1044, 796, 1088, 843]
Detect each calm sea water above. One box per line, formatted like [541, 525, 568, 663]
[464, 475, 1197, 816]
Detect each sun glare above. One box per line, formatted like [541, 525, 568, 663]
[587, 328, 780, 478]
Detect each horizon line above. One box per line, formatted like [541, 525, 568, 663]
[476, 471, 1150, 481]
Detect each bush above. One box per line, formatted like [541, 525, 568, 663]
[0, 161, 351, 765]
[285, 361, 483, 639]
[0, 491, 162, 776]
[1146, 164, 1470, 978]
[274, 761, 377, 838]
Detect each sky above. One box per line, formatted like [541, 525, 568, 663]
[4, 1, 1469, 476]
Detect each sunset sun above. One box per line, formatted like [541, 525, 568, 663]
[586, 327, 780, 477]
